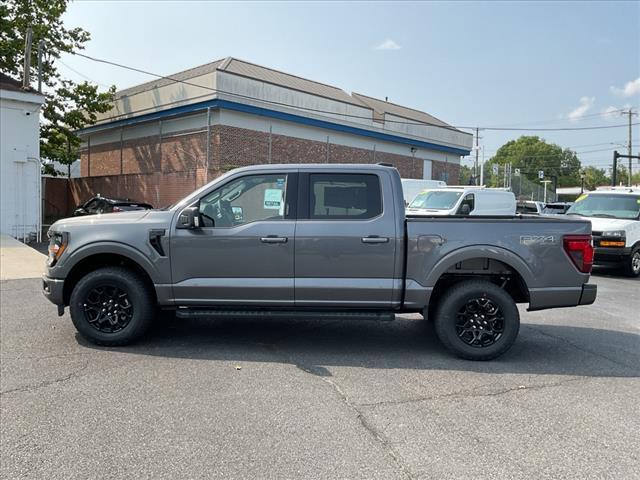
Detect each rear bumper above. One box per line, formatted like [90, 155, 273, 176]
[578, 283, 597, 306]
[42, 275, 65, 306]
[528, 283, 597, 311]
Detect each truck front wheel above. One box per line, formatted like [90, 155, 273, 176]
[434, 280, 520, 361]
[69, 267, 154, 346]
[622, 247, 640, 277]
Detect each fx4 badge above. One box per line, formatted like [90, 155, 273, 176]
[520, 235, 556, 246]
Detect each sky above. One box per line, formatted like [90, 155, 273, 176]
[60, 0, 640, 173]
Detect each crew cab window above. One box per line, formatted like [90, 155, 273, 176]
[457, 194, 475, 214]
[199, 174, 288, 227]
[309, 173, 382, 219]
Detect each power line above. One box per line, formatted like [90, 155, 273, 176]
[482, 109, 629, 128]
[70, 51, 640, 133]
[468, 141, 631, 157]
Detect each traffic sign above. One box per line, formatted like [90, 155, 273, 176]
[492, 164, 499, 175]
[514, 168, 520, 176]
[538, 170, 544, 179]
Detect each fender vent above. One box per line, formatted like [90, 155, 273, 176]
[149, 229, 166, 256]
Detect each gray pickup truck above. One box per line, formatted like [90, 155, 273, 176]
[43, 163, 597, 360]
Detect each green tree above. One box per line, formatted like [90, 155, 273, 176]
[458, 164, 475, 185]
[581, 166, 609, 191]
[0, 0, 114, 175]
[485, 136, 582, 190]
[613, 166, 640, 187]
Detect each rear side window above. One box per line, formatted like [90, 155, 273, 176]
[309, 174, 382, 220]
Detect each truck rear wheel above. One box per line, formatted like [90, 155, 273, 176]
[69, 267, 154, 346]
[434, 280, 519, 361]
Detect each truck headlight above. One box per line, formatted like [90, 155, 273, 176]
[47, 231, 69, 267]
[601, 230, 625, 237]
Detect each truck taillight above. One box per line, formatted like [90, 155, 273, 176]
[563, 235, 593, 274]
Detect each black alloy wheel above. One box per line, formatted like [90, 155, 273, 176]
[82, 284, 134, 333]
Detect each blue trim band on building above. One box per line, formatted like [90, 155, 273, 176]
[77, 98, 472, 156]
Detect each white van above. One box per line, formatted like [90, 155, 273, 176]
[401, 179, 447, 205]
[565, 186, 640, 277]
[406, 187, 516, 216]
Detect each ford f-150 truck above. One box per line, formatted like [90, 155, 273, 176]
[42, 164, 597, 360]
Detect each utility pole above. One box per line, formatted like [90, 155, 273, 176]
[22, 27, 32, 89]
[474, 127, 480, 185]
[626, 109, 634, 186]
[37, 39, 43, 93]
[540, 180, 552, 203]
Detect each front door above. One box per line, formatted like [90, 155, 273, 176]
[170, 172, 296, 306]
[294, 171, 398, 307]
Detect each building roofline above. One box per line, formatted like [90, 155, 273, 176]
[222, 57, 352, 95]
[76, 98, 471, 156]
[351, 92, 469, 136]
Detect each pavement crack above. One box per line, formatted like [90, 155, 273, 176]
[357, 376, 590, 408]
[1, 361, 89, 396]
[265, 342, 415, 480]
[315, 374, 416, 480]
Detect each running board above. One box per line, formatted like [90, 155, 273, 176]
[175, 309, 395, 322]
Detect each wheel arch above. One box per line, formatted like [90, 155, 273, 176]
[61, 244, 159, 306]
[423, 246, 533, 317]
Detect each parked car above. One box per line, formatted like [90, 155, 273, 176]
[73, 196, 153, 216]
[43, 163, 596, 360]
[542, 202, 573, 215]
[406, 187, 516, 216]
[401, 178, 446, 205]
[565, 187, 640, 276]
[516, 200, 545, 215]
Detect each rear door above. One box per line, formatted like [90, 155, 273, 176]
[294, 170, 398, 307]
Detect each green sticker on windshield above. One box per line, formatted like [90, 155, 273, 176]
[575, 194, 587, 202]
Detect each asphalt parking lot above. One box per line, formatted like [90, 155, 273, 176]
[1, 269, 639, 479]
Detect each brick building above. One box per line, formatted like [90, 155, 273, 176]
[74, 57, 472, 208]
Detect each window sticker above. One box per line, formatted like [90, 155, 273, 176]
[575, 194, 587, 202]
[264, 189, 283, 210]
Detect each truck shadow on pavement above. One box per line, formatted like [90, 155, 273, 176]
[78, 315, 640, 379]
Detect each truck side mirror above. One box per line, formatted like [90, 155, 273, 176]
[459, 204, 471, 216]
[177, 206, 202, 229]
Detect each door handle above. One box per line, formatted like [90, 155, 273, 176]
[261, 236, 288, 244]
[361, 236, 389, 244]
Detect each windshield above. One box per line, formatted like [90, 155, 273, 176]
[566, 193, 640, 220]
[409, 191, 462, 210]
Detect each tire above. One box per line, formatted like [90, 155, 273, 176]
[69, 267, 154, 346]
[622, 247, 640, 278]
[434, 280, 520, 361]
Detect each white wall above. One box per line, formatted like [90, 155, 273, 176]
[0, 89, 44, 240]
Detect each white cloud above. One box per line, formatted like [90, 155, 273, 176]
[567, 96, 595, 121]
[601, 103, 631, 121]
[601, 105, 620, 120]
[374, 39, 401, 50]
[610, 77, 640, 97]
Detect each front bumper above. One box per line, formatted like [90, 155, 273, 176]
[594, 246, 632, 264]
[42, 275, 65, 308]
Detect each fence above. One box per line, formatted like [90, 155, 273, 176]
[482, 164, 557, 202]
